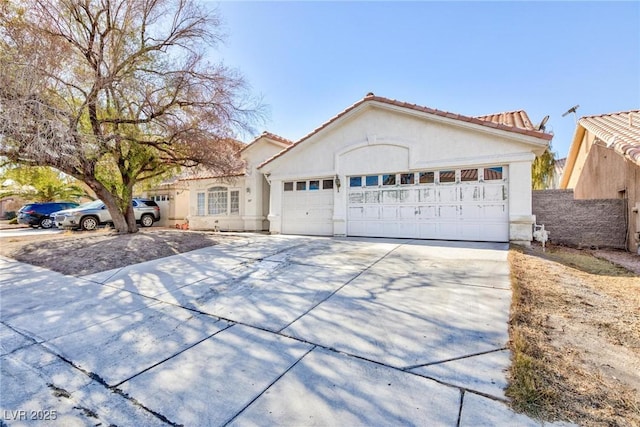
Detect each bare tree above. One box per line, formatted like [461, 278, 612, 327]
[0, 0, 259, 232]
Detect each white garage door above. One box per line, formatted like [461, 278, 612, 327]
[347, 167, 509, 242]
[282, 178, 334, 236]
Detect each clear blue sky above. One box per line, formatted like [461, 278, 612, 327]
[206, 1, 639, 160]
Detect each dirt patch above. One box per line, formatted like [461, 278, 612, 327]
[0, 228, 240, 276]
[507, 244, 640, 426]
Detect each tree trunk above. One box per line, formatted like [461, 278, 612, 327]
[125, 202, 138, 233]
[85, 179, 134, 233]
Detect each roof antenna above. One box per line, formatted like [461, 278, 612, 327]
[561, 105, 580, 123]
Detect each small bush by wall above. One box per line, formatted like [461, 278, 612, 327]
[532, 190, 626, 249]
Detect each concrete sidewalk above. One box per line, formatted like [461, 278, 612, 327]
[1, 235, 567, 426]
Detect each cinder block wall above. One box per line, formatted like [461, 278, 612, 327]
[532, 190, 626, 249]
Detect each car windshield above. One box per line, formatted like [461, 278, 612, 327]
[79, 200, 104, 209]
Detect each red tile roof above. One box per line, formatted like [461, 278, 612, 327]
[578, 110, 640, 166]
[259, 94, 552, 169]
[475, 110, 537, 131]
[240, 131, 293, 153]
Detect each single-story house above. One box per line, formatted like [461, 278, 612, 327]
[175, 94, 553, 244]
[560, 110, 640, 253]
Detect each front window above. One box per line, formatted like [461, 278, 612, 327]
[349, 176, 362, 187]
[196, 193, 205, 216]
[207, 186, 228, 215]
[230, 190, 240, 214]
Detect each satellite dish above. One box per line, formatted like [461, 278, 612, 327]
[537, 115, 550, 131]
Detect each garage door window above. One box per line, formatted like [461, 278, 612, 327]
[401, 173, 414, 185]
[350, 177, 362, 187]
[419, 171, 434, 184]
[439, 170, 455, 183]
[286, 178, 335, 191]
[461, 169, 478, 182]
[365, 175, 379, 187]
[484, 167, 503, 180]
[383, 174, 396, 186]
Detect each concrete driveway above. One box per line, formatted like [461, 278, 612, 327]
[1, 234, 550, 426]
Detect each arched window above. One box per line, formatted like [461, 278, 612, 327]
[208, 186, 228, 215]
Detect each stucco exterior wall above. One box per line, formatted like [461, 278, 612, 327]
[262, 104, 545, 243]
[187, 176, 245, 231]
[573, 143, 640, 252]
[240, 139, 287, 231]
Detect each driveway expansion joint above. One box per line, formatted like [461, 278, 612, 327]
[221, 345, 317, 426]
[276, 243, 404, 333]
[456, 389, 465, 427]
[403, 346, 509, 370]
[111, 322, 235, 388]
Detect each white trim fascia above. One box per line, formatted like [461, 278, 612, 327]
[413, 151, 535, 170]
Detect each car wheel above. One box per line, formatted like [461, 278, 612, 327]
[40, 218, 53, 229]
[80, 216, 99, 231]
[140, 214, 154, 227]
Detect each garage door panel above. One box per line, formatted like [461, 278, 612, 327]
[460, 186, 481, 202]
[417, 206, 437, 219]
[483, 185, 506, 201]
[398, 206, 416, 219]
[439, 205, 458, 218]
[381, 206, 397, 219]
[364, 191, 380, 204]
[418, 188, 437, 202]
[382, 190, 399, 203]
[438, 187, 458, 202]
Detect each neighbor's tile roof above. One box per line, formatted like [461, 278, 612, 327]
[475, 110, 537, 131]
[579, 110, 640, 166]
[259, 94, 552, 169]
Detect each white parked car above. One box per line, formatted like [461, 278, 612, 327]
[53, 198, 161, 230]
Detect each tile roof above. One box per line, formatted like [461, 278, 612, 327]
[578, 110, 640, 166]
[259, 93, 552, 169]
[240, 131, 293, 153]
[475, 110, 537, 131]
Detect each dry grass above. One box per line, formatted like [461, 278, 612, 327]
[507, 245, 640, 426]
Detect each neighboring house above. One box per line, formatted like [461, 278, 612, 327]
[560, 110, 640, 253]
[143, 177, 190, 228]
[171, 94, 552, 244]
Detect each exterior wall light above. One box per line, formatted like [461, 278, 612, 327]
[335, 175, 341, 192]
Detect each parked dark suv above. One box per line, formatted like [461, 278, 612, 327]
[17, 202, 80, 229]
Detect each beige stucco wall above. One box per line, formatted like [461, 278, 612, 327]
[186, 136, 287, 232]
[262, 103, 548, 243]
[187, 176, 245, 231]
[574, 142, 640, 252]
